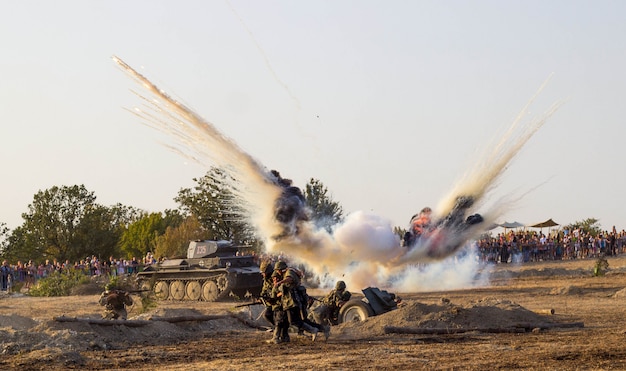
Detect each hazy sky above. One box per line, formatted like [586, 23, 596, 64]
[1, 1, 625, 233]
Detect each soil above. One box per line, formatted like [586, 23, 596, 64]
[2, 256, 626, 370]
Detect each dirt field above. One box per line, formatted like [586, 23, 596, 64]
[2, 256, 626, 370]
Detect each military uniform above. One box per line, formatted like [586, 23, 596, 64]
[310, 281, 351, 326]
[269, 265, 290, 343]
[259, 261, 277, 327]
[99, 288, 133, 320]
[273, 261, 327, 341]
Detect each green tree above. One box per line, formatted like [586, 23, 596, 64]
[119, 210, 183, 259]
[565, 218, 603, 237]
[108, 203, 145, 227]
[175, 167, 257, 245]
[304, 178, 344, 232]
[0, 222, 9, 256]
[154, 215, 208, 258]
[5, 185, 121, 263]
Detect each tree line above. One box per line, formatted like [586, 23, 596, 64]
[0, 167, 343, 264]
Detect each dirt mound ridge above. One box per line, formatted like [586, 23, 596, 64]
[550, 285, 583, 295]
[334, 297, 553, 339]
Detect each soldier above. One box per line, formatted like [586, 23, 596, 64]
[259, 260, 276, 327]
[259, 259, 285, 343]
[273, 261, 326, 342]
[99, 283, 133, 320]
[267, 267, 290, 343]
[310, 280, 352, 326]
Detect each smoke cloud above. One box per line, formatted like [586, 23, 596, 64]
[114, 57, 560, 292]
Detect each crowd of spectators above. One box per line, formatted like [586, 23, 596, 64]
[476, 229, 626, 263]
[3, 229, 626, 292]
[0, 252, 160, 292]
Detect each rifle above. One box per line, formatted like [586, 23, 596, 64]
[234, 293, 277, 308]
[234, 301, 263, 308]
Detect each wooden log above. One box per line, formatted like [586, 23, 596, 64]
[383, 326, 526, 335]
[533, 309, 556, 315]
[53, 314, 231, 326]
[149, 315, 230, 323]
[513, 322, 584, 330]
[54, 316, 151, 327]
[384, 321, 584, 335]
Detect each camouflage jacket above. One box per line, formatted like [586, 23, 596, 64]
[277, 268, 303, 310]
[99, 290, 133, 310]
[323, 289, 351, 309]
[260, 277, 280, 310]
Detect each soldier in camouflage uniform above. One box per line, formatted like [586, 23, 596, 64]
[267, 267, 290, 343]
[99, 284, 133, 320]
[259, 260, 276, 327]
[310, 280, 352, 326]
[273, 261, 327, 342]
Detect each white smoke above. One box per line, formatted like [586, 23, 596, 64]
[114, 57, 560, 293]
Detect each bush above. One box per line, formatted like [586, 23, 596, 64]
[29, 270, 91, 297]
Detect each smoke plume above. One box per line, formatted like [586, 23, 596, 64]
[114, 57, 560, 292]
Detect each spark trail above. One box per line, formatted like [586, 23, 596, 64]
[114, 56, 561, 291]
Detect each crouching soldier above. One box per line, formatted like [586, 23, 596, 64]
[99, 284, 133, 320]
[310, 280, 351, 326]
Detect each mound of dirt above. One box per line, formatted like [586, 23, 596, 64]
[612, 287, 626, 298]
[0, 313, 38, 330]
[69, 282, 103, 296]
[0, 305, 254, 357]
[332, 297, 554, 339]
[550, 285, 583, 295]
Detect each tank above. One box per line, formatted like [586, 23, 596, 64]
[136, 240, 262, 301]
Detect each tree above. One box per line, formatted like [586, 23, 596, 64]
[175, 167, 257, 245]
[108, 203, 145, 227]
[7, 185, 121, 263]
[119, 210, 183, 259]
[565, 218, 603, 237]
[154, 215, 208, 258]
[0, 222, 9, 256]
[304, 178, 344, 232]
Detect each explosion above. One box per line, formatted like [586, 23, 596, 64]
[114, 57, 561, 292]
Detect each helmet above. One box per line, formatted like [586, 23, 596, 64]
[105, 283, 114, 292]
[274, 261, 288, 271]
[260, 260, 274, 275]
[335, 280, 346, 291]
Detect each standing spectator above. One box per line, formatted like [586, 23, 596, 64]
[118, 259, 126, 276]
[130, 257, 139, 274]
[1, 260, 13, 291]
[25, 260, 36, 290]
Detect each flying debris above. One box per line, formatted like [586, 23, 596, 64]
[403, 196, 484, 258]
[269, 170, 311, 241]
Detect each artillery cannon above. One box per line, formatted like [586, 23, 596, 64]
[338, 287, 399, 323]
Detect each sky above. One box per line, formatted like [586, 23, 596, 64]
[1, 1, 625, 234]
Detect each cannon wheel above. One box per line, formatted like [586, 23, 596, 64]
[338, 299, 375, 324]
